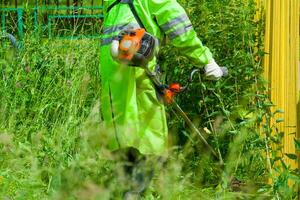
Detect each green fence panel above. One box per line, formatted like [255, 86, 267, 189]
[0, 6, 103, 39]
[0, 8, 24, 38]
[48, 13, 103, 39]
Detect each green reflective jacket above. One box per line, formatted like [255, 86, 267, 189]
[100, 0, 213, 155]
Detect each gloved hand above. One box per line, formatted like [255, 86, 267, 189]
[204, 59, 223, 80]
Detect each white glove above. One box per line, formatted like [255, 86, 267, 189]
[204, 59, 223, 80]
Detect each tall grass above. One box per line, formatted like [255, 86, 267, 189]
[0, 35, 103, 199]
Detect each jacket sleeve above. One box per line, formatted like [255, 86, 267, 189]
[148, 0, 212, 66]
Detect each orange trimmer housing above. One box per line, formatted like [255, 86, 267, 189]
[118, 28, 146, 61]
[164, 83, 183, 104]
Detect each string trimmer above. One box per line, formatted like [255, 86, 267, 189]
[145, 66, 227, 165]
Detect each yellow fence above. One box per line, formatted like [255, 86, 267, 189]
[257, 0, 299, 169]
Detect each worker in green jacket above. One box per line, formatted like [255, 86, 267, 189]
[100, 0, 223, 155]
[100, 0, 223, 196]
[100, 0, 223, 195]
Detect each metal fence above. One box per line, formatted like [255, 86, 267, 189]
[256, 0, 299, 170]
[1, 7, 23, 38]
[0, 6, 103, 39]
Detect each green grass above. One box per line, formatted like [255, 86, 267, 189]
[0, 37, 103, 199]
[0, 35, 293, 200]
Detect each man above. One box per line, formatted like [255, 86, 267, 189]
[99, 0, 223, 196]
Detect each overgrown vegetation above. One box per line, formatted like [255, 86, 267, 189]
[1, 0, 300, 199]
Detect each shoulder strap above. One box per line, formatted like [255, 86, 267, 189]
[106, 0, 146, 30]
[106, 0, 122, 13]
[127, 0, 146, 29]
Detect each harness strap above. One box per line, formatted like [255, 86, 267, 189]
[106, 0, 147, 30]
[127, 0, 146, 29]
[106, 0, 122, 13]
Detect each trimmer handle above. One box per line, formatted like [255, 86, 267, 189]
[220, 67, 229, 77]
[160, 67, 229, 104]
[189, 67, 229, 82]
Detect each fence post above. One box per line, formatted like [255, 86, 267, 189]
[1, 10, 6, 32]
[48, 16, 52, 39]
[34, 7, 38, 31]
[17, 8, 23, 38]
